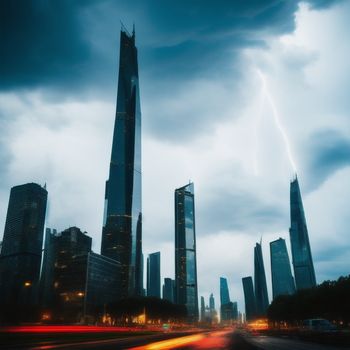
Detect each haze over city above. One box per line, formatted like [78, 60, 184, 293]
[1, 0, 349, 314]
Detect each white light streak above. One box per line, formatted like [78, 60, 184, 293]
[255, 69, 297, 173]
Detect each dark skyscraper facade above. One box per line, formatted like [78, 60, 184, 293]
[175, 183, 199, 322]
[209, 293, 215, 311]
[254, 241, 269, 316]
[101, 27, 142, 299]
[290, 177, 316, 290]
[220, 277, 230, 305]
[200, 296, 205, 321]
[40, 228, 57, 307]
[162, 278, 175, 303]
[220, 277, 235, 322]
[270, 238, 295, 299]
[40, 227, 120, 322]
[242, 276, 256, 321]
[147, 252, 160, 298]
[0, 183, 47, 307]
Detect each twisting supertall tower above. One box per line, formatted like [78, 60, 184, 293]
[101, 26, 142, 299]
[289, 176, 316, 290]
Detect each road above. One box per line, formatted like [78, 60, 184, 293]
[2, 328, 348, 350]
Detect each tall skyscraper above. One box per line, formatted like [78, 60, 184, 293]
[290, 177, 316, 290]
[220, 277, 230, 305]
[270, 238, 295, 299]
[40, 228, 57, 307]
[175, 182, 199, 322]
[147, 252, 160, 298]
[254, 241, 269, 316]
[242, 276, 256, 321]
[209, 293, 215, 311]
[162, 278, 175, 303]
[220, 277, 236, 322]
[0, 183, 47, 307]
[200, 296, 205, 321]
[101, 27, 143, 299]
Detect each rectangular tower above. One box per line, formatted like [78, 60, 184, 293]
[289, 177, 316, 290]
[254, 241, 269, 316]
[0, 183, 47, 308]
[175, 182, 199, 322]
[147, 251, 161, 298]
[101, 27, 142, 299]
[220, 277, 231, 305]
[270, 237, 295, 299]
[162, 278, 175, 303]
[242, 276, 256, 321]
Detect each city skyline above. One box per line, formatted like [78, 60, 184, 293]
[0, 1, 350, 313]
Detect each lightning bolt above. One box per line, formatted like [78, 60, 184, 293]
[255, 69, 297, 174]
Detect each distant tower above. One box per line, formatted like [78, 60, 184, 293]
[175, 182, 199, 322]
[220, 277, 230, 305]
[242, 276, 256, 321]
[162, 278, 175, 303]
[147, 252, 161, 298]
[270, 238, 295, 299]
[220, 277, 235, 322]
[254, 241, 269, 316]
[101, 27, 143, 299]
[209, 293, 215, 311]
[200, 296, 205, 321]
[0, 183, 48, 307]
[289, 177, 316, 290]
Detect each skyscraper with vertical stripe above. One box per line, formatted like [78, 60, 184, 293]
[289, 177, 316, 290]
[254, 241, 269, 316]
[175, 182, 199, 322]
[101, 26, 142, 299]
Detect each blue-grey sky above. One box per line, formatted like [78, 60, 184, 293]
[0, 0, 349, 313]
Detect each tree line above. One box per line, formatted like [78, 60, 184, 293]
[268, 275, 350, 325]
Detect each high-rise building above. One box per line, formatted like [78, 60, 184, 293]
[162, 278, 175, 303]
[83, 252, 121, 319]
[254, 241, 269, 316]
[40, 227, 120, 322]
[209, 293, 215, 312]
[232, 301, 238, 320]
[40, 228, 57, 307]
[270, 238, 295, 299]
[175, 182, 199, 322]
[209, 293, 218, 323]
[242, 276, 256, 321]
[0, 183, 47, 307]
[220, 277, 235, 322]
[147, 252, 160, 298]
[220, 277, 230, 305]
[200, 296, 205, 321]
[101, 26, 143, 299]
[290, 177, 316, 290]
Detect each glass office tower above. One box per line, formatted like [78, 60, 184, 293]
[175, 183, 199, 322]
[101, 27, 142, 299]
[0, 183, 47, 307]
[147, 252, 161, 298]
[242, 276, 256, 321]
[220, 277, 230, 305]
[290, 177, 316, 290]
[200, 296, 205, 321]
[162, 278, 175, 303]
[254, 241, 269, 316]
[270, 238, 295, 299]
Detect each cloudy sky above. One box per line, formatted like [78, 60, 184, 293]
[1, 0, 349, 313]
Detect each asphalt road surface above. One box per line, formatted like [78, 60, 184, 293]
[4, 329, 349, 350]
